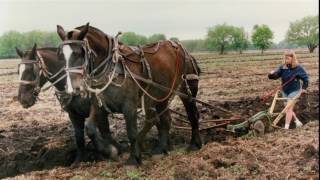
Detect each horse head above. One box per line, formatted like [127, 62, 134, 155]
[16, 44, 47, 108]
[57, 23, 112, 95]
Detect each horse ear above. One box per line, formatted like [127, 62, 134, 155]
[15, 47, 23, 58]
[31, 44, 37, 57]
[57, 25, 67, 40]
[78, 22, 90, 40]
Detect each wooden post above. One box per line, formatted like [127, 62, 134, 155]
[268, 90, 279, 114]
[272, 89, 302, 126]
[272, 99, 298, 126]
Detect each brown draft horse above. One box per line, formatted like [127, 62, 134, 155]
[56, 23, 202, 166]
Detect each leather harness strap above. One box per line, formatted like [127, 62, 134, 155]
[18, 51, 66, 92]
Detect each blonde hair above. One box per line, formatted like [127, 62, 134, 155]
[282, 50, 299, 68]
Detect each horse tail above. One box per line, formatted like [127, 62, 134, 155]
[189, 54, 201, 76]
[173, 41, 201, 76]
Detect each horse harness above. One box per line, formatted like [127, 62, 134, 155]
[61, 33, 199, 113]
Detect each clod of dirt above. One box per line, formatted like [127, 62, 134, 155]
[302, 144, 318, 159]
[211, 158, 236, 169]
[311, 162, 319, 172]
[236, 176, 246, 180]
[0, 130, 5, 138]
[12, 96, 18, 101]
[247, 162, 260, 174]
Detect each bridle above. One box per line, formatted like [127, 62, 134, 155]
[18, 59, 41, 86]
[60, 39, 98, 77]
[18, 51, 66, 93]
[60, 33, 122, 95]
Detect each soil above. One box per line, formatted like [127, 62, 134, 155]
[0, 51, 318, 179]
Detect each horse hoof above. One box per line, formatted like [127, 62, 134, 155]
[186, 144, 201, 152]
[109, 145, 119, 161]
[70, 160, 80, 169]
[86, 141, 95, 151]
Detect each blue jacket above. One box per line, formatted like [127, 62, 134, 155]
[268, 64, 309, 94]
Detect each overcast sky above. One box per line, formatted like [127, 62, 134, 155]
[0, 0, 318, 42]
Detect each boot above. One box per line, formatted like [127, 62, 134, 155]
[294, 118, 303, 128]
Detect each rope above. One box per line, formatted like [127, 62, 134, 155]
[41, 74, 67, 92]
[85, 65, 117, 95]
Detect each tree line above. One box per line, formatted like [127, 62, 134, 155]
[0, 15, 318, 58]
[0, 31, 60, 58]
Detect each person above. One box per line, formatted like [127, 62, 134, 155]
[268, 50, 309, 129]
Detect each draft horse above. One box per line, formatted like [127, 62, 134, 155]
[57, 23, 202, 165]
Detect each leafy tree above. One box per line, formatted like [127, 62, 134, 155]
[119, 32, 147, 46]
[147, 33, 166, 43]
[0, 30, 60, 58]
[206, 23, 234, 54]
[23, 31, 60, 48]
[251, 24, 274, 53]
[286, 15, 319, 53]
[0, 31, 24, 58]
[231, 27, 249, 54]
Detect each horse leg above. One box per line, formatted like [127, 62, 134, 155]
[94, 107, 120, 160]
[68, 113, 85, 167]
[179, 80, 202, 151]
[85, 102, 110, 156]
[153, 102, 171, 155]
[123, 100, 159, 166]
[122, 103, 142, 166]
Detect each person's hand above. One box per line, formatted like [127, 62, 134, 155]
[269, 70, 275, 74]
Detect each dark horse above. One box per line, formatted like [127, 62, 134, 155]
[57, 23, 202, 166]
[16, 44, 120, 167]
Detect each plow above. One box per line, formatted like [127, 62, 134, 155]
[169, 89, 303, 136]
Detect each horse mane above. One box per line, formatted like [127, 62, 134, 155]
[75, 25, 106, 37]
